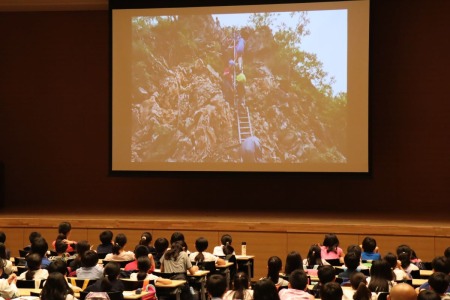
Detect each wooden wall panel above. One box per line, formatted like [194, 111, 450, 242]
[0, 228, 23, 258]
[435, 237, 450, 257]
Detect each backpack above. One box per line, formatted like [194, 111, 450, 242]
[141, 282, 157, 300]
[84, 292, 111, 300]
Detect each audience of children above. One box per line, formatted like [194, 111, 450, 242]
[30, 237, 51, 269]
[342, 272, 373, 300]
[367, 259, 395, 293]
[311, 265, 336, 298]
[18, 253, 49, 281]
[124, 245, 155, 273]
[253, 278, 280, 300]
[68, 240, 91, 275]
[153, 237, 169, 269]
[206, 274, 228, 300]
[52, 222, 77, 253]
[129, 256, 171, 285]
[320, 281, 343, 300]
[383, 252, 409, 281]
[337, 252, 360, 281]
[304, 245, 330, 268]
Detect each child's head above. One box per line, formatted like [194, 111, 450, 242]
[323, 234, 340, 252]
[233, 272, 249, 290]
[99, 230, 113, 245]
[320, 281, 343, 300]
[58, 222, 72, 237]
[268, 256, 283, 273]
[0, 232, 6, 243]
[369, 259, 393, 281]
[253, 278, 280, 300]
[428, 272, 450, 295]
[31, 237, 49, 258]
[137, 256, 151, 278]
[306, 244, 321, 265]
[170, 232, 185, 244]
[418, 290, 442, 300]
[112, 233, 127, 254]
[284, 251, 302, 275]
[55, 239, 68, 255]
[362, 237, 377, 253]
[195, 237, 209, 253]
[350, 272, 367, 290]
[347, 244, 362, 259]
[134, 245, 150, 259]
[431, 256, 450, 274]
[221, 234, 232, 246]
[207, 274, 227, 298]
[344, 251, 360, 271]
[48, 259, 68, 275]
[81, 250, 99, 268]
[288, 269, 308, 290]
[139, 232, 152, 246]
[383, 252, 398, 269]
[29, 231, 42, 244]
[154, 237, 169, 254]
[75, 240, 91, 256]
[318, 265, 336, 284]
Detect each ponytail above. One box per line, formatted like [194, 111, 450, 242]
[353, 282, 371, 300]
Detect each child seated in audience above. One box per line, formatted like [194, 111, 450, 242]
[97, 230, 113, 254]
[153, 237, 169, 269]
[418, 290, 442, 300]
[284, 251, 303, 277]
[320, 234, 344, 264]
[445, 247, 450, 260]
[223, 272, 253, 300]
[105, 233, 135, 261]
[76, 250, 103, 279]
[190, 237, 226, 266]
[68, 240, 91, 274]
[47, 259, 82, 293]
[40, 272, 76, 300]
[52, 222, 77, 253]
[260, 256, 288, 288]
[427, 272, 450, 298]
[417, 256, 450, 292]
[383, 252, 409, 281]
[253, 278, 280, 300]
[129, 256, 172, 284]
[278, 269, 314, 300]
[23, 231, 42, 252]
[0, 273, 19, 299]
[396, 245, 419, 276]
[139, 232, 156, 254]
[0, 233, 10, 260]
[361, 237, 381, 261]
[18, 253, 49, 280]
[160, 241, 198, 275]
[303, 245, 329, 269]
[213, 234, 235, 257]
[346, 245, 369, 271]
[124, 245, 155, 273]
[31, 237, 51, 269]
[311, 265, 336, 298]
[49, 239, 71, 262]
[83, 262, 125, 300]
[338, 252, 360, 281]
[342, 272, 373, 300]
[0, 243, 15, 278]
[206, 274, 228, 300]
[170, 232, 189, 254]
[320, 281, 343, 300]
[367, 260, 394, 293]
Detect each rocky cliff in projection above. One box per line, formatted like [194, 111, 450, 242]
[130, 13, 347, 164]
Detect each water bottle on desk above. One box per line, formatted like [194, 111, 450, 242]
[241, 241, 247, 256]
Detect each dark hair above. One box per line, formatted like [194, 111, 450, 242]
[221, 234, 234, 255]
[444, 247, 450, 259]
[134, 245, 150, 259]
[306, 245, 322, 267]
[31, 237, 49, 258]
[55, 239, 68, 254]
[76, 240, 91, 256]
[101, 262, 121, 291]
[48, 260, 68, 275]
[318, 265, 336, 284]
[99, 231, 113, 245]
[112, 233, 127, 255]
[137, 256, 151, 281]
[154, 238, 169, 254]
[231, 272, 249, 300]
[206, 274, 227, 298]
[40, 272, 73, 300]
[431, 256, 450, 274]
[368, 260, 393, 293]
[285, 251, 302, 275]
[0, 232, 5, 243]
[164, 242, 183, 261]
[253, 278, 280, 300]
[26, 253, 42, 280]
[353, 282, 371, 300]
[29, 231, 42, 244]
[0, 242, 7, 260]
[170, 232, 185, 244]
[417, 290, 441, 300]
[344, 252, 360, 271]
[194, 237, 209, 263]
[81, 250, 98, 268]
[139, 232, 153, 246]
[58, 222, 72, 237]
[289, 269, 308, 290]
[398, 251, 412, 269]
[321, 281, 343, 300]
[323, 234, 340, 254]
[267, 256, 282, 284]
[347, 245, 362, 259]
[428, 272, 450, 294]
[383, 252, 398, 269]
[362, 237, 377, 253]
[350, 272, 367, 290]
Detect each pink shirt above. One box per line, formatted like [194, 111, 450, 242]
[279, 288, 314, 300]
[320, 245, 343, 259]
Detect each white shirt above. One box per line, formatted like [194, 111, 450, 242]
[189, 252, 219, 263]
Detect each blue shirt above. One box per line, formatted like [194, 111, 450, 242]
[361, 252, 381, 261]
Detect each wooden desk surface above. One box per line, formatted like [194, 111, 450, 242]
[235, 255, 255, 260]
[420, 270, 433, 277]
[216, 262, 234, 268]
[119, 278, 186, 288]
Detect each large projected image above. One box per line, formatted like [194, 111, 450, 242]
[112, 1, 369, 172]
